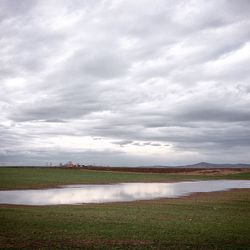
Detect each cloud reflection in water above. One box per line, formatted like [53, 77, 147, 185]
[0, 180, 249, 205]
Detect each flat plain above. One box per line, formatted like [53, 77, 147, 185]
[0, 167, 250, 249]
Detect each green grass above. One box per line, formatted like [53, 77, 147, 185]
[0, 167, 250, 190]
[0, 167, 188, 190]
[0, 190, 250, 249]
[0, 167, 250, 249]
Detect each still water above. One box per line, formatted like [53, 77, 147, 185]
[0, 180, 249, 205]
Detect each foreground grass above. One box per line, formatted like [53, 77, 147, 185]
[0, 167, 250, 190]
[0, 167, 250, 249]
[0, 189, 250, 249]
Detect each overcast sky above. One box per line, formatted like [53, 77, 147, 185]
[1, 0, 250, 166]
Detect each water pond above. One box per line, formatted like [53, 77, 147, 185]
[0, 180, 249, 205]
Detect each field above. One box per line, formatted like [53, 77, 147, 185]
[0, 167, 250, 249]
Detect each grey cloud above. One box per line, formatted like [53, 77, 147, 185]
[0, 148, 125, 166]
[150, 143, 161, 146]
[0, 0, 36, 21]
[111, 140, 134, 147]
[1, 0, 250, 166]
[9, 101, 103, 122]
[44, 119, 67, 123]
[179, 108, 250, 122]
[0, 148, 176, 167]
[132, 142, 162, 147]
[71, 49, 128, 79]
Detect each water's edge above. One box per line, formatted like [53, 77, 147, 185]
[0, 180, 249, 205]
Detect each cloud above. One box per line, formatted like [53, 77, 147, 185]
[1, 0, 250, 166]
[111, 140, 134, 147]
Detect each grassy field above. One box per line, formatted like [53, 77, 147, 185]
[0, 167, 250, 249]
[0, 167, 250, 190]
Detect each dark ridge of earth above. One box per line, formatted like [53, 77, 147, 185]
[181, 162, 250, 168]
[79, 162, 250, 173]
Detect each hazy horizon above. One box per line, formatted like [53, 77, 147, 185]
[1, 0, 250, 166]
[1, 162, 250, 168]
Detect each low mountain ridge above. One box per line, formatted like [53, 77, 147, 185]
[177, 162, 250, 168]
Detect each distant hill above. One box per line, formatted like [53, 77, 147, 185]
[142, 162, 250, 168]
[81, 162, 250, 174]
[172, 162, 250, 168]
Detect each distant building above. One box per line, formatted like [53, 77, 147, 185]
[62, 161, 81, 168]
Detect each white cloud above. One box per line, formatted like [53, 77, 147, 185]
[1, 0, 250, 166]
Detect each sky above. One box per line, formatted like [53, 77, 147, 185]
[1, 0, 250, 166]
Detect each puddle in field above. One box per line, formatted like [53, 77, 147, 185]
[0, 180, 249, 205]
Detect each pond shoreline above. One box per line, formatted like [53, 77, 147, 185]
[1, 180, 249, 206]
